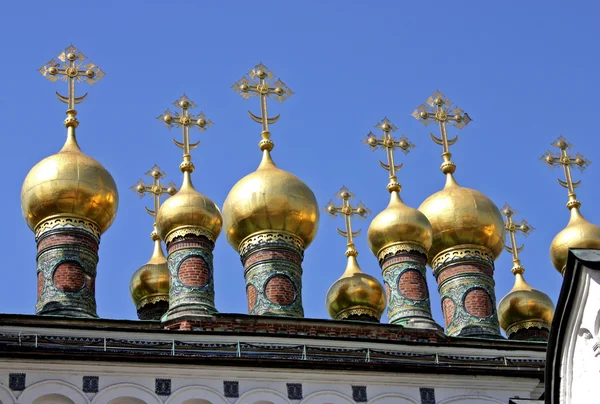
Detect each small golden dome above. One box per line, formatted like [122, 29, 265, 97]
[498, 273, 554, 335]
[156, 172, 222, 242]
[326, 255, 385, 321]
[222, 150, 319, 250]
[130, 235, 170, 310]
[550, 207, 600, 274]
[21, 132, 118, 234]
[368, 191, 432, 256]
[418, 174, 504, 261]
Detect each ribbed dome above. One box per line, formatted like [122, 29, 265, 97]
[130, 235, 170, 311]
[326, 255, 385, 321]
[418, 174, 504, 262]
[21, 132, 118, 234]
[156, 172, 222, 242]
[222, 150, 319, 250]
[550, 207, 600, 274]
[368, 191, 432, 256]
[498, 273, 554, 335]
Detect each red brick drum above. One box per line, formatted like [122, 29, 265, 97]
[442, 298, 455, 327]
[53, 261, 85, 292]
[464, 288, 493, 318]
[178, 256, 209, 287]
[397, 270, 428, 300]
[247, 284, 257, 312]
[265, 276, 296, 305]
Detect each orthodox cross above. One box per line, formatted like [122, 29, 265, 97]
[157, 95, 213, 172]
[325, 187, 370, 256]
[39, 45, 105, 111]
[502, 205, 533, 274]
[363, 117, 414, 192]
[232, 63, 293, 150]
[131, 165, 177, 225]
[412, 91, 471, 174]
[541, 136, 591, 210]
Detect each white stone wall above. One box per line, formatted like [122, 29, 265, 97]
[0, 360, 541, 404]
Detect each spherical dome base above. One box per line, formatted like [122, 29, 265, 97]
[550, 207, 600, 274]
[418, 174, 504, 262]
[222, 151, 319, 250]
[326, 255, 385, 321]
[156, 173, 222, 243]
[498, 274, 554, 335]
[21, 135, 118, 234]
[368, 191, 432, 257]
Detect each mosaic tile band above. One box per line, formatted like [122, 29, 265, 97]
[163, 232, 217, 322]
[433, 246, 502, 338]
[35, 226, 99, 318]
[242, 231, 305, 318]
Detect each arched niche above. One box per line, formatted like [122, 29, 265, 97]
[107, 399, 146, 404]
[32, 394, 75, 404]
[300, 391, 354, 404]
[92, 383, 161, 404]
[237, 388, 290, 404]
[18, 381, 89, 404]
[166, 386, 228, 404]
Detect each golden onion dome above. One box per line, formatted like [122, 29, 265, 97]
[368, 191, 432, 256]
[222, 150, 319, 250]
[498, 272, 554, 335]
[156, 172, 222, 242]
[550, 206, 600, 274]
[130, 233, 170, 310]
[21, 131, 118, 234]
[418, 174, 504, 262]
[326, 254, 386, 321]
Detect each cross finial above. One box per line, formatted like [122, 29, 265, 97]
[157, 95, 213, 174]
[412, 91, 471, 175]
[232, 63, 294, 152]
[131, 165, 177, 240]
[541, 136, 591, 210]
[39, 45, 105, 127]
[501, 204, 534, 275]
[363, 117, 414, 193]
[324, 187, 370, 257]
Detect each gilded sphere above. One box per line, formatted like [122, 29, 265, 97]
[326, 257, 385, 320]
[550, 208, 600, 274]
[498, 275, 554, 334]
[86, 69, 95, 79]
[274, 87, 284, 96]
[156, 175, 222, 242]
[197, 118, 206, 128]
[256, 69, 266, 78]
[179, 100, 190, 109]
[222, 154, 319, 249]
[163, 115, 173, 124]
[66, 52, 77, 61]
[48, 66, 58, 75]
[130, 246, 170, 310]
[240, 83, 249, 92]
[419, 111, 428, 119]
[368, 192, 433, 256]
[21, 140, 118, 234]
[418, 176, 504, 262]
[136, 184, 145, 193]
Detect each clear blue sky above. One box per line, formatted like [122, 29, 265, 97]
[1, 1, 597, 331]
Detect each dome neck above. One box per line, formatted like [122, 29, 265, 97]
[148, 237, 167, 264]
[511, 273, 533, 293]
[60, 110, 82, 153]
[388, 190, 406, 207]
[568, 205, 586, 224]
[180, 170, 195, 191]
[258, 148, 277, 170]
[444, 172, 459, 188]
[342, 254, 364, 278]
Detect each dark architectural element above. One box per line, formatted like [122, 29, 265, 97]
[352, 385, 367, 402]
[420, 387, 435, 404]
[224, 381, 239, 398]
[155, 378, 171, 396]
[287, 383, 302, 400]
[83, 376, 99, 393]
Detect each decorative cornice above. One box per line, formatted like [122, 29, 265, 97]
[165, 226, 216, 245]
[335, 307, 379, 321]
[35, 215, 101, 240]
[432, 244, 494, 271]
[378, 242, 427, 263]
[137, 294, 169, 311]
[238, 230, 305, 257]
[507, 319, 551, 337]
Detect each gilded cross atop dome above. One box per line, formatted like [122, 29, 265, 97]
[325, 187, 370, 257]
[502, 205, 534, 274]
[232, 63, 294, 152]
[412, 91, 471, 175]
[39, 45, 105, 127]
[541, 136, 591, 210]
[363, 118, 414, 192]
[157, 95, 213, 174]
[131, 165, 177, 239]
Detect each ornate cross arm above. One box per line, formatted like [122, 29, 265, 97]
[324, 187, 369, 257]
[541, 136, 591, 210]
[502, 204, 534, 274]
[157, 95, 213, 173]
[412, 91, 471, 174]
[363, 117, 414, 192]
[39, 45, 104, 112]
[131, 165, 177, 224]
[232, 63, 293, 151]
